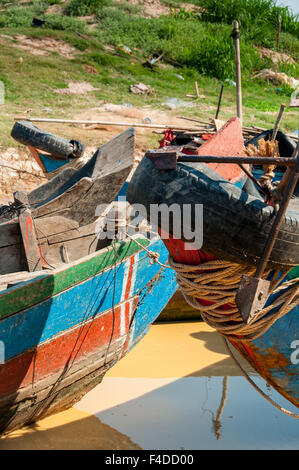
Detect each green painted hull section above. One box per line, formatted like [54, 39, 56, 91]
[0, 238, 149, 320]
[289, 265, 299, 280]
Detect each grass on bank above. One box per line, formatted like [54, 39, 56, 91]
[0, 0, 298, 149]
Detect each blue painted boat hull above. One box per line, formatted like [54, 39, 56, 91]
[0, 237, 177, 434]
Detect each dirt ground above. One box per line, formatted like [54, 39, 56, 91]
[0, 103, 199, 201]
[0, 34, 80, 59]
[111, 0, 202, 17]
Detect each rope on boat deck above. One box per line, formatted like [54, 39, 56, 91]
[168, 257, 298, 342]
[124, 232, 171, 269]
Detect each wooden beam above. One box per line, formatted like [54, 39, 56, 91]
[14, 191, 42, 272]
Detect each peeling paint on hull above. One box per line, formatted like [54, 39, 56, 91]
[0, 238, 177, 435]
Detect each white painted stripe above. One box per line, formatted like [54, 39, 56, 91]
[129, 253, 138, 303]
[120, 259, 130, 303]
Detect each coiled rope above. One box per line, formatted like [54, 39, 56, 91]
[168, 256, 298, 342]
[168, 256, 299, 418]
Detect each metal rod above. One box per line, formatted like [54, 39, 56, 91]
[255, 140, 299, 278]
[13, 117, 202, 132]
[177, 155, 296, 166]
[271, 103, 286, 141]
[232, 20, 243, 125]
[215, 84, 224, 119]
[238, 164, 269, 197]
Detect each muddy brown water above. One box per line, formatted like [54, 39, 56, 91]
[0, 322, 298, 450]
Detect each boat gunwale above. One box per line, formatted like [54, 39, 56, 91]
[0, 235, 154, 320]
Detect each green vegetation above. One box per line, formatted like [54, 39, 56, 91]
[0, 0, 297, 149]
[197, 0, 299, 38]
[65, 0, 109, 16]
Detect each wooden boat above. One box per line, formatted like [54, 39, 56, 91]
[0, 127, 178, 435]
[127, 117, 299, 408]
[0, 234, 177, 435]
[0, 127, 135, 274]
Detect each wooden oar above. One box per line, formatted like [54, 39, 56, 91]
[235, 138, 299, 324]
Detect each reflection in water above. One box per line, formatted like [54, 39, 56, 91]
[0, 322, 298, 450]
[76, 375, 298, 450]
[212, 376, 228, 440]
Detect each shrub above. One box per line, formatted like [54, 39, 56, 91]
[44, 14, 87, 32]
[0, 4, 46, 27]
[196, 0, 299, 39]
[65, 0, 109, 16]
[95, 10, 264, 80]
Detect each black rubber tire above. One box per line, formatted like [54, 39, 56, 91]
[70, 139, 85, 158]
[127, 156, 299, 268]
[11, 121, 85, 160]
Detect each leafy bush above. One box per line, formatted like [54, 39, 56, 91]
[0, 3, 47, 27]
[196, 0, 299, 39]
[44, 14, 87, 32]
[65, 0, 109, 16]
[84, 51, 119, 66]
[95, 9, 264, 80]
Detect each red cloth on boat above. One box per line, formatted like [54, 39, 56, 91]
[159, 129, 174, 148]
[201, 134, 214, 140]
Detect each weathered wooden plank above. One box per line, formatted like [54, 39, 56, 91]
[0, 353, 115, 435]
[34, 216, 79, 238]
[0, 270, 47, 290]
[33, 177, 93, 218]
[14, 191, 42, 272]
[0, 222, 20, 248]
[44, 220, 96, 244]
[0, 216, 79, 249]
[29, 167, 77, 205]
[0, 339, 122, 410]
[0, 129, 134, 278]
[40, 233, 99, 266]
[34, 167, 131, 225]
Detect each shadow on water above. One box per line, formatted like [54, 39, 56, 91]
[188, 330, 255, 377]
[0, 412, 141, 450]
[1, 324, 298, 450]
[73, 327, 298, 450]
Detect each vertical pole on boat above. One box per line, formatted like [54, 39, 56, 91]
[215, 84, 224, 119]
[236, 139, 299, 324]
[232, 20, 242, 125]
[271, 103, 286, 141]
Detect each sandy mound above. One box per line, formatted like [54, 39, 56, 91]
[0, 34, 80, 59]
[258, 47, 295, 65]
[54, 82, 99, 95]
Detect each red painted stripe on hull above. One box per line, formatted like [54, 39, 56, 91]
[0, 297, 138, 398]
